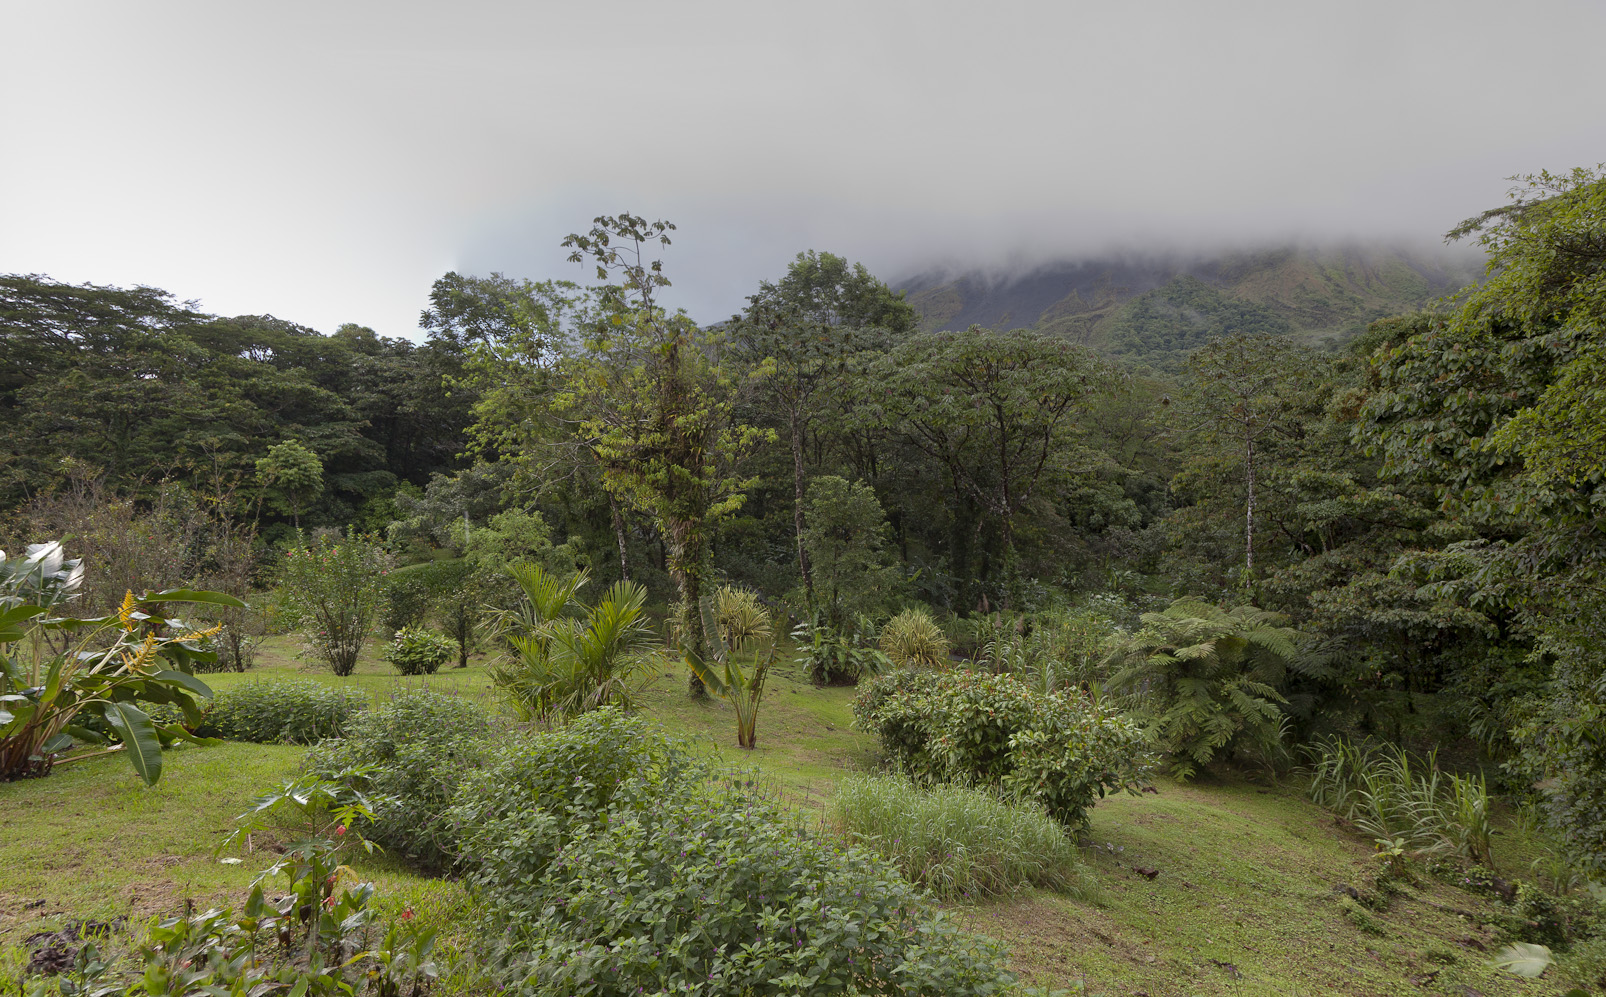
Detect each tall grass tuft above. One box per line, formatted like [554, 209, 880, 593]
[828, 774, 1096, 902]
[1306, 737, 1494, 867]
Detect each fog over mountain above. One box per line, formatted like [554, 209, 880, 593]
[2, 1, 1602, 335]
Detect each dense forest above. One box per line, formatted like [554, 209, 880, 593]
[3, 167, 1605, 992]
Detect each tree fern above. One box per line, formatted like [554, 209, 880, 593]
[1108, 598, 1309, 779]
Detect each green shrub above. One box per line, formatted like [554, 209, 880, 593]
[381, 626, 454, 676]
[1566, 935, 1606, 991]
[829, 773, 1095, 902]
[879, 607, 948, 668]
[854, 669, 1152, 830]
[275, 531, 391, 676]
[449, 709, 1022, 997]
[304, 691, 493, 869]
[196, 680, 363, 744]
[380, 570, 433, 634]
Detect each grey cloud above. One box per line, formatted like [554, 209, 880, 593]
[1, 0, 1601, 335]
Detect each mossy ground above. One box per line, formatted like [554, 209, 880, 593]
[1, 637, 1593, 994]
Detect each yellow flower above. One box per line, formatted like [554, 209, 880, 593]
[118, 590, 139, 632]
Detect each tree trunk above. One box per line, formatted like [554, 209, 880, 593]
[1244, 433, 1256, 577]
[789, 407, 814, 606]
[609, 493, 630, 582]
[668, 519, 708, 698]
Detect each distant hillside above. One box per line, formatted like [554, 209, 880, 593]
[896, 246, 1483, 367]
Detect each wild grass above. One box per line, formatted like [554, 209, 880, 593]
[1305, 737, 1494, 867]
[827, 773, 1095, 902]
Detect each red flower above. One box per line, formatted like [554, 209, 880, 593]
[400, 908, 415, 921]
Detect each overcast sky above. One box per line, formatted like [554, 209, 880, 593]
[3, 0, 1602, 337]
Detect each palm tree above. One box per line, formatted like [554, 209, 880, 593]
[487, 568, 656, 722]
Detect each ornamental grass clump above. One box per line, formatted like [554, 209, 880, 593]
[829, 773, 1096, 902]
[879, 606, 948, 668]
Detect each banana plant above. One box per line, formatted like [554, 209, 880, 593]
[1, 542, 242, 785]
[688, 644, 775, 750]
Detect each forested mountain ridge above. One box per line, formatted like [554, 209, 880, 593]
[898, 244, 1483, 364]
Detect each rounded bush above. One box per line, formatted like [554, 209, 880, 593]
[855, 668, 1153, 830]
[382, 625, 453, 676]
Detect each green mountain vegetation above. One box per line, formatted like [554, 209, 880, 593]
[3, 171, 1605, 996]
[902, 245, 1485, 367]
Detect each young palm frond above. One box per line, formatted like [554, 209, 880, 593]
[714, 585, 773, 654]
[484, 563, 590, 647]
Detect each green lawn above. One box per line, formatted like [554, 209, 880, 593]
[2, 637, 1594, 995]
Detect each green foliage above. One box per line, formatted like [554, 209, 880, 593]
[196, 679, 364, 744]
[487, 569, 656, 721]
[559, 213, 773, 698]
[381, 625, 453, 676]
[275, 531, 392, 677]
[449, 709, 1018, 997]
[829, 773, 1094, 902]
[255, 440, 324, 528]
[879, 606, 949, 668]
[1106, 275, 1293, 364]
[800, 475, 899, 628]
[712, 584, 773, 653]
[792, 616, 890, 686]
[963, 607, 1119, 694]
[1108, 598, 1313, 779]
[304, 691, 493, 870]
[869, 326, 1109, 571]
[0, 542, 238, 785]
[855, 669, 1152, 830]
[1306, 738, 1494, 868]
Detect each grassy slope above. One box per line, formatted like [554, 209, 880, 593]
[2, 639, 1591, 994]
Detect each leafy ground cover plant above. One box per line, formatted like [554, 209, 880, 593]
[14, 774, 439, 997]
[449, 709, 1021, 997]
[791, 615, 888, 685]
[195, 678, 364, 744]
[829, 773, 1095, 902]
[304, 690, 494, 870]
[855, 669, 1151, 829]
[1, 541, 241, 785]
[276, 531, 392, 676]
[382, 625, 453, 676]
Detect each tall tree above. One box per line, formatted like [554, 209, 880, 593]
[1181, 333, 1303, 580]
[730, 251, 913, 606]
[870, 326, 1107, 602]
[560, 214, 771, 696]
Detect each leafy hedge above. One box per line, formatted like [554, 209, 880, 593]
[448, 709, 1023, 997]
[195, 679, 363, 744]
[854, 669, 1152, 829]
